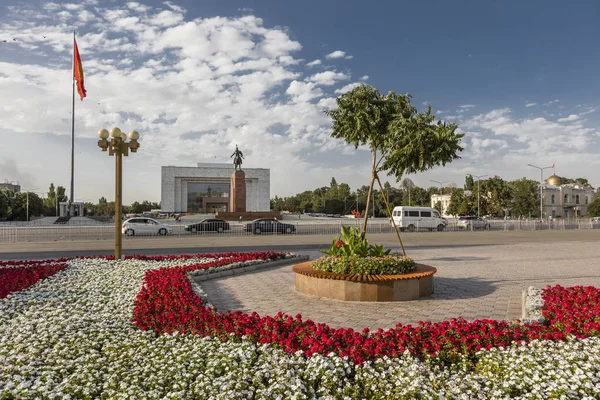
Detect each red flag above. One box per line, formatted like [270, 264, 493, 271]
[73, 38, 86, 100]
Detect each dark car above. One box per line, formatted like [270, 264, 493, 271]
[184, 219, 230, 233]
[243, 218, 296, 234]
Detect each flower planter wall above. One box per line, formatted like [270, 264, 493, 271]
[293, 261, 436, 301]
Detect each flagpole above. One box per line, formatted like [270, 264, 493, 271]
[69, 31, 75, 216]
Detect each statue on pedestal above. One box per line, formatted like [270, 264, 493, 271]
[231, 145, 244, 171]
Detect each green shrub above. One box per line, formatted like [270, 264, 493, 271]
[311, 254, 416, 275]
[320, 226, 391, 258]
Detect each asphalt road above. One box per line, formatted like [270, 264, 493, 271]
[3, 219, 595, 244]
[1, 229, 599, 261]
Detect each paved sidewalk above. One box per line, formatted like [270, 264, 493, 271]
[200, 240, 600, 331]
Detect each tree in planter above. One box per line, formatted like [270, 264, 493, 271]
[326, 84, 463, 254]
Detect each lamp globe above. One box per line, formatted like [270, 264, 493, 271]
[110, 127, 122, 138]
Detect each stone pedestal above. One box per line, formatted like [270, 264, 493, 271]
[230, 170, 246, 213]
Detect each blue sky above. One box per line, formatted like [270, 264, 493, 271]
[0, 0, 599, 203]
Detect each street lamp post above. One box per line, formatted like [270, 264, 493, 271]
[430, 180, 449, 215]
[23, 188, 39, 222]
[527, 164, 553, 221]
[467, 174, 489, 218]
[430, 180, 449, 196]
[97, 127, 140, 260]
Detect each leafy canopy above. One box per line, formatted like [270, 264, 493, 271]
[326, 84, 464, 180]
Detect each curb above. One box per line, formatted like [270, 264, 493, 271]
[187, 255, 309, 310]
[189, 254, 310, 282]
[521, 286, 545, 324]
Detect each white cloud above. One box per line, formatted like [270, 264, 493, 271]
[557, 114, 579, 122]
[308, 71, 349, 86]
[525, 103, 537, 107]
[286, 80, 323, 102]
[1, 1, 599, 201]
[163, 1, 185, 13]
[325, 50, 353, 60]
[306, 59, 321, 67]
[458, 104, 476, 110]
[464, 108, 597, 155]
[335, 82, 361, 94]
[580, 107, 596, 115]
[0, 1, 365, 202]
[127, 2, 151, 13]
[360, 75, 368, 80]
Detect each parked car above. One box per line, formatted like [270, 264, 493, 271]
[457, 216, 490, 230]
[185, 219, 230, 233]
[122, 217, 172, 236]
[243, 218, 296, 234]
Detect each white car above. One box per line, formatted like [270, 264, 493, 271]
[122, 217, 172, 236]
[457, 216, 490, 230]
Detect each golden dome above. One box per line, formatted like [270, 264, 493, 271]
[547, 175, 562, 186]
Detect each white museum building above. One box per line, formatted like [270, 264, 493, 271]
[161, 163, 271, 214]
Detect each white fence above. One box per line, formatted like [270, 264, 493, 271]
[0, 218, 599, 243]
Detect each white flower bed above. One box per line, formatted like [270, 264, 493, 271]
[1, 258, 600, 399]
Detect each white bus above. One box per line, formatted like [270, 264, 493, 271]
[391, 206, 447, 232]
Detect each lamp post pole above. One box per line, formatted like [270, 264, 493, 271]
[467, 174, 489, 218]
[430, 180, 449, 215]
[23, 188, 39, 222]
[97, 127, 140, 260]
[527, 164, 552, 220]
[430, 180, 449, 196]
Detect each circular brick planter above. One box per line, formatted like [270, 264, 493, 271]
[292, 261, 436, 302]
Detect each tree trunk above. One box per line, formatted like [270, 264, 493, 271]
[376, 176, 406, 256]
[362, 148, 377, 233]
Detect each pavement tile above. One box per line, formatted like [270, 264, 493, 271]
[198, 240, 600, 331]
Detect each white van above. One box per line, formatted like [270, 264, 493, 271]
[391, 206, 447, 232]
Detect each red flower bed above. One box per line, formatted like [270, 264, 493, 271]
[133, 252, 600, 364]
[0, 261, 68, 298]
[542, 285, 600, 337]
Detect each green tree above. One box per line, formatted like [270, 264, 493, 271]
[587, 199, 600, 217]
[44, 183, 57, 216]
[400, 178, 415, 206]
[446, 188, 476, 216]
[56, 186, 68, 204]
[8, 192, 43, 221]
[0, 191, 8, 219]
[433, 201, 442, 214]
[326, 84, 463, 239]
[465, 175, 475, 191]
[510, 178, 538, 217]
[481, 176, 511, 217]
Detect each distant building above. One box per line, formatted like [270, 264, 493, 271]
[0, 181, 20, 193]
[161, 163, 270, 214]
[542, 175, 595, 218]
[430, 194, 452, 217]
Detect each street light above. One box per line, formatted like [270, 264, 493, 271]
[97, 127, 140, 260]
[527, 163, 553, 221]
[23, 188, 39, 222]
[467, 174, 489, 218]
[430, 180, 449, 195]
